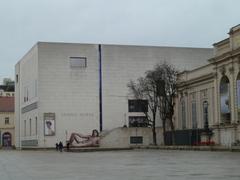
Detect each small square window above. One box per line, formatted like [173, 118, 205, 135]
[70, 57, 87, 68]
[129, 116, 148, 127]
[128, 100, 148, 112]
[5, 117, 9, 125]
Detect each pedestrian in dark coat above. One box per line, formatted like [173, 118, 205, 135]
[59, 141, 63, 152]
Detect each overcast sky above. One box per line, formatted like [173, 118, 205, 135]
[0, 0, 240, 83]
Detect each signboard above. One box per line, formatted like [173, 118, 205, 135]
[130, 136, 143, 144]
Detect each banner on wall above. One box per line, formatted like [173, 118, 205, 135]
[220, 83, 230, 114]
[44, 113, 55, 136]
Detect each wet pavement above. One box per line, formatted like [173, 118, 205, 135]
[0, 149, 239, 180]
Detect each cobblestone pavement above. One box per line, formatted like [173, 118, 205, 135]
[0, 149, 240, 180]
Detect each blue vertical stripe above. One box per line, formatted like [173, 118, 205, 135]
[98, 44, 103, 131]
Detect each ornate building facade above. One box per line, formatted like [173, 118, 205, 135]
[176, 24, 240, 147]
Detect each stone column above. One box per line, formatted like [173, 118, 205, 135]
[229, 64, 236, 124]
[185, 91, 189, 129]
[213, 70, 219, 125]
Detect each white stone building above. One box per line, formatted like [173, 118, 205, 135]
[176, 24, 240, 147]
[15, 42, 212, 148]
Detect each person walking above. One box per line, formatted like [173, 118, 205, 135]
[58, 141, 63, 152]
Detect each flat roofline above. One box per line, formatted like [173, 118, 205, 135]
[37, 41, 213, 50]
[16, 41, 213, 65]
[16, 42, 39, 66]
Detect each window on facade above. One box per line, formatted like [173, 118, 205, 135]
[237, 73, 240, 121]
[203, 101, 209, 129]
[70, 57, 87, 68]
[181, 99, 186, 129]
[24, 86, 29, 102]
[16, 74, 18, 83]
[192, 102, 197, 129]
[24, 120, 26, 136]
[128, 100, 148, 112]
[29, 119, 32, 136]
[35, 117, 38, 136]
[220, 75, 231, 123]
[129, 116, 148, 127]
[5, 117, 9, 125]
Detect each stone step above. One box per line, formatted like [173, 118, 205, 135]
[66, 147, 133, 152]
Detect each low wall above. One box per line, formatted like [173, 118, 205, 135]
[100, 127, 163, 148]
[212, 125, 239, 147]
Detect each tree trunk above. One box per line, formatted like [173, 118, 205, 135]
[152, 113, 157, 145]
[162, 120, 166, 145]
[152, 126, 157, 146]
[169, 117, 175, 145]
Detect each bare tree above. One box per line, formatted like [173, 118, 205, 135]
[128, 76, 158, 145]
[128, 62, 178, 145]
[151, 63, 178, 145]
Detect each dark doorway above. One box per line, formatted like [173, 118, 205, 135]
[2, 132, 11, 147]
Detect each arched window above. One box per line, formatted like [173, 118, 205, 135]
[220, 75, 231, 123]
[236, 73, 240, 120]
[203, 101, 209, 129]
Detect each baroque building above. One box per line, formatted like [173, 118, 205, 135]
[176, 24, 240, 147]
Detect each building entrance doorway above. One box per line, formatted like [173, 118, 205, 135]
[2, 132, 11, 147]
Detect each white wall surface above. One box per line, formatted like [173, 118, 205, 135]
[102, 45, 213, 131]
[15, 44, 39, 148]
[37, 43, 100, 147]
[16, 42, 213, 147]
[100, 127, 163, 148]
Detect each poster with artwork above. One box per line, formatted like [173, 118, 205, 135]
[44, 113, 55, 136]
[220, 83, 230, 114]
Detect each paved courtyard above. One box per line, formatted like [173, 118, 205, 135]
[0, 149, 239, 180]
